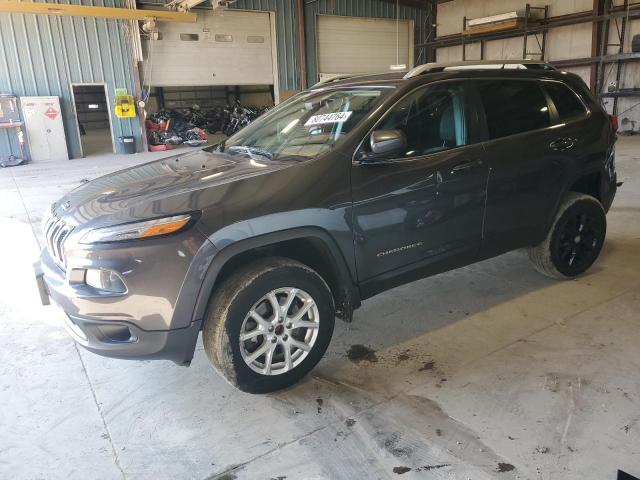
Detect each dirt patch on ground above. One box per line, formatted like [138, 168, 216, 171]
[497, 463, 515, 473]
[392, 466, 411, 474]
[347, 344, 378, 363]
[419, 360, 435, 371]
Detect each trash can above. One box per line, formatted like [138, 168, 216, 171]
[117, 136, 136, 154]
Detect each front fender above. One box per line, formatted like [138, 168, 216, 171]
[190, 218, 358, 326]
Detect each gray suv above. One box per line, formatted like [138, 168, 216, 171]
[36, 61, 618, 393]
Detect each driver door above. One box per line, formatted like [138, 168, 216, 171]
[350, 81, 489, 295]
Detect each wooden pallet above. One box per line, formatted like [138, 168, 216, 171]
[463, 19, 529, 36]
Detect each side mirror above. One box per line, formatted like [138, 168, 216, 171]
[370, 129, 407, 156]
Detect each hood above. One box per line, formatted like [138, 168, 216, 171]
[52, 149, 295, 227]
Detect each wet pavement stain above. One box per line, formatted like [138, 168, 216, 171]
[216, 474, 237, 480]
[416, 464, 450, 472]
[347, 344, 378, 363]
[395, 349, 411, 365]
[392, 466, 411, 475]
[384, 433, 413, 458]
[316, 398, 323, 414]
[497, 463, 515, 473]
[419, 360, 435, 371]
[345, 418, 356, 427]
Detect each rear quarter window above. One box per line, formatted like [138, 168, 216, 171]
[543, 81, 588, 122]
[476, 79, 551, 140]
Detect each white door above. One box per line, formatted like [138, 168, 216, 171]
[316, 15, 414, 78]
[20, 97, 69, 162]
[143, 10, 275, 87]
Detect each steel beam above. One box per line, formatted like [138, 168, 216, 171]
[551, 52, 640, 67]
[0, 1, 197, 23]
[296, 0, 307, 89]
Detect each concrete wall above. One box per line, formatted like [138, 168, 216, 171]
[0, 0, 143, 160]
[434, 0, 640, 132]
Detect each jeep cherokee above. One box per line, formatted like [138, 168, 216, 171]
[36, 61, 618, 393]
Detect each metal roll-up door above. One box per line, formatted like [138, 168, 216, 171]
[142, 10, 275, 88]
[316, 15, 413, 79]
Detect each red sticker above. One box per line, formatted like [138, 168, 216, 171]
[44, 106, 59, 120]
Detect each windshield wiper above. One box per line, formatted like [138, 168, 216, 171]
[227, 145, 274, 159]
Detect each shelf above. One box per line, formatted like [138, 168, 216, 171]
[0, 122, 23, 129]
[601, 88, 640, 98]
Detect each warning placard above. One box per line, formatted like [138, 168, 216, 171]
[44, 106, 59, 120]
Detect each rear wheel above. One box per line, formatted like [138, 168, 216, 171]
[527, 192, 606, 279]
[203, 257, 335, 393]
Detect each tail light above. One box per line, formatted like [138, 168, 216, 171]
[609, 114, 619, 134]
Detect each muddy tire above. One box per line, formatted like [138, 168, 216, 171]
[527, 192, 606, 279]
[202, 257, 335, 394]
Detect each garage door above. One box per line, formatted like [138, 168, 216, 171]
[316, 15, 413, 78]
[142, 10, 275, 88]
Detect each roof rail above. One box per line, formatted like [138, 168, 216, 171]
[404, 60, 556, 79]
[311, 74, 358, 88]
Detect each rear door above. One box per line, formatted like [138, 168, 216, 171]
[351, 80, 488, 293]
[475, 79, 568, 256]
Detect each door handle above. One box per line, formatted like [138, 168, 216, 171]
[450, 159, 483, 174]
[549, 138, 575, 151]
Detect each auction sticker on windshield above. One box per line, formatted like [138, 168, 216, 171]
[305, 111, 353, 126]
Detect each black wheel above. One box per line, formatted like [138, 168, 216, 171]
[527, 192, 606, 279]
[202, 257, 335, 393]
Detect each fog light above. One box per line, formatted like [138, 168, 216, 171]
[85, 269, 126, 293]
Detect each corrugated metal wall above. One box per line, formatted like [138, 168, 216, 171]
[0, 0, 141, 159]
[232, 0, 432, 89]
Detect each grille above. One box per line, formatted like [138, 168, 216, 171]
[43, 215, 74, 268]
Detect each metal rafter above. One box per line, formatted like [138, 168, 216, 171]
[0, 1, 197, 22]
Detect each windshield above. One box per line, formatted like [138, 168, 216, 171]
[212, 87, 392, 160]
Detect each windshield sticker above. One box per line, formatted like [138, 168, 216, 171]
[304, 111, 353, 126]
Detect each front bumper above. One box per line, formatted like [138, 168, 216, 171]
[35, 230, 212, 365]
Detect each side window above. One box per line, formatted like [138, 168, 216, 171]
[477, 80, 551, 139]
[543, 81, 587, 122]
[369, 83, 468, 159]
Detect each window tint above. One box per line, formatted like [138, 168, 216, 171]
[371, 83, 467, 158]
[477, 80, 550, 139]
[544, 81, 587, 121]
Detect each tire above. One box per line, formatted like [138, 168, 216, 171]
[527, 192, 606, 279]
[202, 257, 335, 394]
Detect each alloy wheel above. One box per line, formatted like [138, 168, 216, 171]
[556, 212, 601, 272]
[239, 288, 320, 375]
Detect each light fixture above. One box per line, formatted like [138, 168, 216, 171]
[80, 214, 193, 244]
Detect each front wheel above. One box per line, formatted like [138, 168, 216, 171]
[527, 192, 607, 279]
[203, 257, 335, 393]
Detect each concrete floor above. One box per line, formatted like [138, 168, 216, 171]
[1, 138, 639, 480]
[80, 129, 114, 157]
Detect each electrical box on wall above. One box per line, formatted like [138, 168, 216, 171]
[20, 96, 69, 162]
[115, 95, 136, 118]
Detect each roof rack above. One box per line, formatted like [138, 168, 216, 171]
[404, 60, 556, 79]
[311, 74, 358, 88]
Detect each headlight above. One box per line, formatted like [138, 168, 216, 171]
[80, 214, 193, 244]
